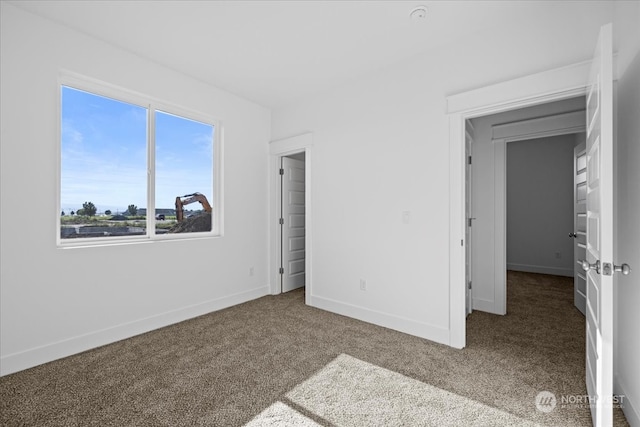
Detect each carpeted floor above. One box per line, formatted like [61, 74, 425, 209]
[0, 271, 630, 426]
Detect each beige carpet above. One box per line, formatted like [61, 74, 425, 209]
[247, 353, 541, 426]
[0, 271, 630, 426]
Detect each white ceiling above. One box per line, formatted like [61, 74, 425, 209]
[10, 1, 610, 109]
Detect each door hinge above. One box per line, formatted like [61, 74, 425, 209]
[279, 267, 284, 275]
[468, 218, 472, 227]
[468, 281, 472, 289]
[468, 156, 472, 165]
[279, 218, 284, 225]
[461, 239, 464, 246]
[279, 168, 284, 175]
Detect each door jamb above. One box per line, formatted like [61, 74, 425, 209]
[269, 133, 313, 302]
[447, 60, 593, 349]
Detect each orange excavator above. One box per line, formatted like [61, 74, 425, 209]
[175, 193, 212, 222]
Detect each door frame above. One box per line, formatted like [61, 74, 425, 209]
[269, 133, 313, 301]
[447, 60, 597, 348]
[465, 120, 474, 316]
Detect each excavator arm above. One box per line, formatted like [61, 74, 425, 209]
[175, 193, 212, 222]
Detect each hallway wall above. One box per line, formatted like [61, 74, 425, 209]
[506, 134, 577, 277]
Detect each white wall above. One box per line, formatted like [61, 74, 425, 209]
[613, 2, 640, 425]
[506, 135, 576, 277]
[272, 5, 615, 344]
[0, 3, 271, 375]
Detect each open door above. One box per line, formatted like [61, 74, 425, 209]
[281, 156, 306, 292]
[583, 23, 614, 427]
[573, 140, 587, 316]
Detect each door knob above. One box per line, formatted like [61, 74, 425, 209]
[580, 259, 600, 273]
[569, 232, 578, 238]
[613, 263, 631, 275]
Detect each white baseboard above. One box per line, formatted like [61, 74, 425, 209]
[0, 286, 269, 377]
[308, 294, 450, 346]
[507, 263, 574, 277]
[615, 375, 640, 427]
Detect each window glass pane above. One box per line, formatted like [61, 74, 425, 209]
[60, 86, 147, 240]
[155, 111, 214, 234]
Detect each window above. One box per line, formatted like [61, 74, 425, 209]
[58, 76, 221, 245]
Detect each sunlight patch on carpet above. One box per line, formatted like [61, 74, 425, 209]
[246, 354, 541, 426]
[245, 401, 321, 426]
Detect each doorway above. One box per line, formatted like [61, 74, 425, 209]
[269, 133, 313, 300]
[446, 60, 594, 349]
[280, 153, 306, 293]
[466, 97, 587, 317]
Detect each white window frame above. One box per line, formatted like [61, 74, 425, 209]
[57, 71, 223, 247]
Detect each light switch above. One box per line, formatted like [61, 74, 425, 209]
[402, 211, 411, 224]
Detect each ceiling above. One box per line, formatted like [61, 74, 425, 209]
[10, 1, 609, 109]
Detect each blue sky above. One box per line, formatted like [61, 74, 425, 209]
[61, 86, 214, 215]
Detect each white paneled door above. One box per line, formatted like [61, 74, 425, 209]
[574, 141, 587, 316]
[281, 157, 306, 293]
[583, 23, 614, 427]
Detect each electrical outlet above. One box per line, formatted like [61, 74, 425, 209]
[249, 267, 254, 276]
[360, 279, 367, 291]
[555, 252, 561, 259]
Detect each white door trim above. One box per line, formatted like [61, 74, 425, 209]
[447, 60, 597, 349]
[492, 110, 586, 141]
[269, 133, 313, 301]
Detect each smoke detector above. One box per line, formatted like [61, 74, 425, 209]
[410, 6, 428, 21]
